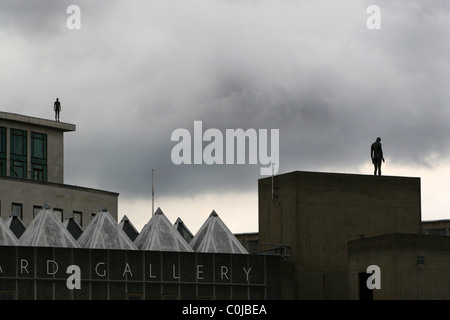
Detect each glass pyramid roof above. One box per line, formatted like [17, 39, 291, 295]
[77, 208, 137, 250]
[19, 205, 79, 248]
[189, 210, 248, 254]
[0, 217, 20, 246]
[134, 208, 193, 252]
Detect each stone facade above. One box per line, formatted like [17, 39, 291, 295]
[258, 171, 422, 299]
[0, 246, 292, 300]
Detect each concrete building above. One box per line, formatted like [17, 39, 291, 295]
[0, 112, 118, 226]
[258, 171, 422, 299]
[235, 232, 259, 254]
[348, 233, 450, 300]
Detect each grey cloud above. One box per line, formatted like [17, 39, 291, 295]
[2, 0, 450, 200]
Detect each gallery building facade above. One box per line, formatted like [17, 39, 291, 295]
[0, 111, 294, 300]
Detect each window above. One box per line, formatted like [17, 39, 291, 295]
[126, 294, 143, 300]
[31, 132, 47, 181]
[73, 211, 82, 226]
[11, 203, 23, 219]
[10, 129, 27, 178]
[0, 127, 6, 176]
[417, 256, 425, 266]
[33, 205, 42, 218]
[11, 160, 26, 179]
[431, 228, 450, 236]
[54, 208, 63, 222]
[31, 132, 46, 159]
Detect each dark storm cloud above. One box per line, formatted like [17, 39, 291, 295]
[0, 0, 63, 33]
[1, 0, 450, 200]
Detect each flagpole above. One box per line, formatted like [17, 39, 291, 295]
[272, 153, 275, 200]
[152, 169, 155, 215]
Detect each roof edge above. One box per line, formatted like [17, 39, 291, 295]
[0, 111, 76, 132]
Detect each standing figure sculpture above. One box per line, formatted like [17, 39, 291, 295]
[54, 98, 61, 122]
[371, 137, 385, 176]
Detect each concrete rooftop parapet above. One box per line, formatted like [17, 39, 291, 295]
[0, 111, 76, 132]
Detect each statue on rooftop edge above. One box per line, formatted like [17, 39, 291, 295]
[371, 137, 385, 176]
[54, 98, 61, 122]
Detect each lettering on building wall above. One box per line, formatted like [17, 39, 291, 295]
[21, 259, 29, 274]
[47, 260, 58, 275]
[0, 259, 254, 289]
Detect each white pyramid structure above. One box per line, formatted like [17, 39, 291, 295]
[19, 204, 79, 248]
[190, 210, 248, 254]
[77, 208, 137, 250]
[134, 208, 193, 252]
[0, 217, 20, 246]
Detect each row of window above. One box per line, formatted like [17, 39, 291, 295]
[8, 203, 85, 227]
[0, 127, 47, 181]
[423, 228, 450, 236]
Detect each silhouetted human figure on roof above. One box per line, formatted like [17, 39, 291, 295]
[54, 98, 61, 121]
[371, 137, 385, 176]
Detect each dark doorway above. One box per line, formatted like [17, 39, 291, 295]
[359, 272, 373, 300]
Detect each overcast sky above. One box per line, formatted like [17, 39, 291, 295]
[1, 0, 449, 233]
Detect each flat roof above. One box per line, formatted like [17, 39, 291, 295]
[0, 175, 119, 197]
[0, 111, 76, 132]
[259, 170, 421, 181]
[421, 219, 450, 225]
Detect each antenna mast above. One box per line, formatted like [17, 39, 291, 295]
[272, 153, 275, 200]
[152, 169, 155, 215]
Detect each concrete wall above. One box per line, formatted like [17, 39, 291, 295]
[0, 246, 293, 300]
[348, 233, 450, 300]
[0, 176, 118, 227]
[258, 171, 422, 299]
